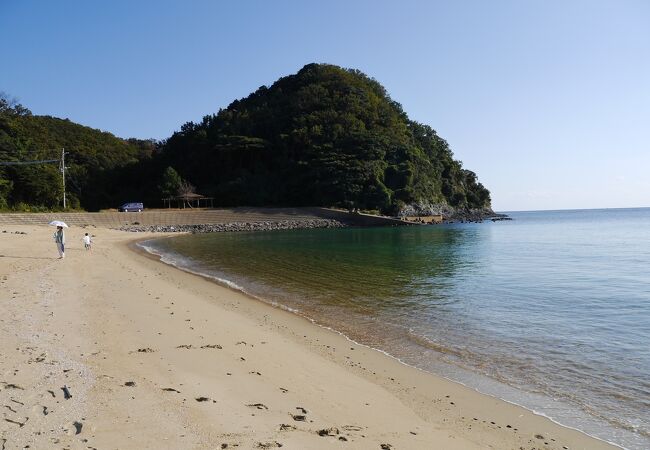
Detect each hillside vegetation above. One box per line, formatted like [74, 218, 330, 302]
[0, 94, 155, 210]
[1, 64, 491, 214]
[159, 64, 491, 214]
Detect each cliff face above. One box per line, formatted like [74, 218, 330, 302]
[397, 201, 497, 221]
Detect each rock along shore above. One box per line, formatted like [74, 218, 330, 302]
[116, 218, 346, 233]
[397, 203, 511, 224]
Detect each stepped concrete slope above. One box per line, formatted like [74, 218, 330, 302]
[0, 207, 405, 228]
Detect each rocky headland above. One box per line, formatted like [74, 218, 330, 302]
[398, 202, 511, 223]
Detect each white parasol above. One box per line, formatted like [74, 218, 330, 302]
[48, 220, 69, 228]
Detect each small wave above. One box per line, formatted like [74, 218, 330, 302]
[405, 330, 470, 360]
[138, 240, 248, 291]
[137, 240, 302, 315]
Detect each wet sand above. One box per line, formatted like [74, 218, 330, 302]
[0, 225, 618, 449]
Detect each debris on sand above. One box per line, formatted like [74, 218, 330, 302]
[62, 385, 72, 399]
[4, 417, 27, 427]
[317, 428, 339, 437]
[135, 348, 155, 353]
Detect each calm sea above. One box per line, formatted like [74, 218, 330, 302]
[140, 208, 650, 449]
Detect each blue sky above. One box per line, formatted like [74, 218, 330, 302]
[1, 0, 648, 211]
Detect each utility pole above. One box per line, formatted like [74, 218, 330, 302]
[60, 148, 66, 209]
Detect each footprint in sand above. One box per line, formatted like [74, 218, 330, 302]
[246, 403, 268, 410]
[161, 387, 180, 393]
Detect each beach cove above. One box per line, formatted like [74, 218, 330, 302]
[0, 224, 618, 449]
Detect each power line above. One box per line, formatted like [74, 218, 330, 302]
[0, 159, 59, 166]
[0, 149, 68, 209]
[0, 150, 43, 158]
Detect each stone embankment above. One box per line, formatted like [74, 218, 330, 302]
[117, 219, 345, 233]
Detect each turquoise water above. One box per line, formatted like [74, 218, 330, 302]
[141, 208, 650, 449]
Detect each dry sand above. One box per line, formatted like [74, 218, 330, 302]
[0, 225, 618, 449]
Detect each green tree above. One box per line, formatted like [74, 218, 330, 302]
[0, 92, 31, 117]
[158, 166, 182, 198]
[0, 175, 12, 209]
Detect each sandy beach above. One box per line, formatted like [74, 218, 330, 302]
[0, 225, 618, 450]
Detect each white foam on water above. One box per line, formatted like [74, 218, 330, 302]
[137, 239, 303, 314]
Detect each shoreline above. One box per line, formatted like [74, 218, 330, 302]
[135, 234, 626, 450]
[0, 224, 619, 449]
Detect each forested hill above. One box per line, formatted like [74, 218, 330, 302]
[1, 64, 492, 214]
[159, 63, 491, 214]
[0, 96, 155, 210]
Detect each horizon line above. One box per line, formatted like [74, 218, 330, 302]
[497, 206, 650, 213]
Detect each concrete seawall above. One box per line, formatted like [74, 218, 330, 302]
[0, 207, 408, 229]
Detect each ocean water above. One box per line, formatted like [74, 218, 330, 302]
[141, 208, 650, 449]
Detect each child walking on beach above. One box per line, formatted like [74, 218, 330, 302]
[83, 233, 92, 251]
[53, 226, 65, 259]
